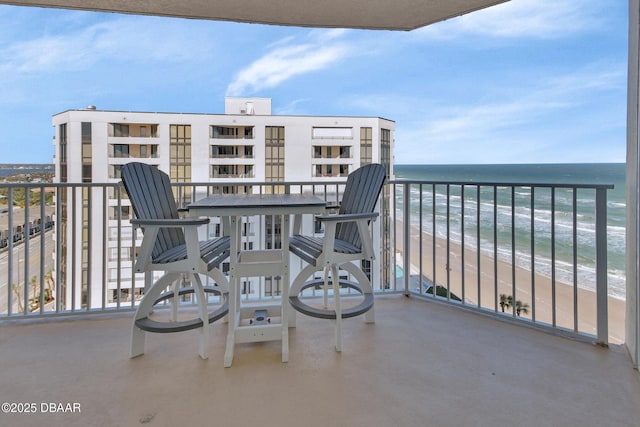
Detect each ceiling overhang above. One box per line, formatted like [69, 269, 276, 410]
[0, 0, 509, 30]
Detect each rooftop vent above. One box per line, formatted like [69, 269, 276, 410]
[240, 102, 255, 115]
[86, 105, 96, 110]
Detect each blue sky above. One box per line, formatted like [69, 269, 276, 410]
[0, 0, 628, 165]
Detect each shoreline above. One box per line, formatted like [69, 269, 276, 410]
[395, 219, 626, 344]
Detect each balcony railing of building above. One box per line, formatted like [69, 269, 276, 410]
[109, 144, 160, 159]
[210, 145, 254, 159]
[392, 179, 615, 346]
[0, 178, 615, 346]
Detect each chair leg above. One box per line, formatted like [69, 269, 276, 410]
[330, 264, 342, 352]
[192, 274, 210, 360]
[323, 265, 330, 309]
[288, 264, 321, 328]
[130, 325, 146, 359]
[130, 273, 180, 358]
[207, 267, 230, 324]
[223, 278, 238, 368]
[170, 277, 180, 322]
[342, 262, 375, 324]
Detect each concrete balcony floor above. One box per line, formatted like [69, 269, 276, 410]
[1, 295, 639, 427]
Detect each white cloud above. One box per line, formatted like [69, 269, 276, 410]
[419, 0, 603, 40]
[274, 98, 311, 115]
[0, 16, 217, 73]
[393, 63, 624, 164]
[226, 30, 352, 96]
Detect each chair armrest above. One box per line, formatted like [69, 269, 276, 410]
[315, 212, 378, 223]
[131, 217, 209, 272]
[131, 217, 210, 227]
[317, 213, 379, 263]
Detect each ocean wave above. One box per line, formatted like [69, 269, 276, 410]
[409, 217, 626, 299]
[397, 163, 625, 285]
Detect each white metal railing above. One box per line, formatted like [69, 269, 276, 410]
[0, 179, 614, 345]
[390, 179, 614, 345]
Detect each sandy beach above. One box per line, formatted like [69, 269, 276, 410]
[396, 220, 626, 344]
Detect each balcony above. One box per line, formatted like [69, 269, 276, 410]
[0, 179, 638, 426]
[1, 295, 638, 426]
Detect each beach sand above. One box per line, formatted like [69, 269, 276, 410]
[395, 220, 626, 344]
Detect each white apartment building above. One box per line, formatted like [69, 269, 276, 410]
[52, 97, 394, 309]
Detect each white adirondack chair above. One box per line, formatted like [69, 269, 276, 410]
[289, 163, 386, 351]
[121, 162, 230, 359]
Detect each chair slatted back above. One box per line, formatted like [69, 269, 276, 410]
[336, 163, 386, 248]
[121, 162, 185, 260]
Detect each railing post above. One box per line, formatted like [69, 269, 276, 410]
[595, 187, 609, 345]
[403, 182, 411, 296]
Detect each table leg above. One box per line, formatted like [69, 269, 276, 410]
[281, 213, 290, 363]
[224, 215, 240, 368]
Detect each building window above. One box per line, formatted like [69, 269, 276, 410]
[109, 123, 158, 137]
[381, 128, 391, 165]
[81, 122, 92, 182]
[112, 144, 130, 158]
[109, 205, 131, 220]
[242, 281, 252, 295]
[211, 165, 254, 178]
[217, 145, 253, 158]
[210, 126, 254, 139]
[110, 164, 123, 179]
[265, 277, 281, 296]
[170, 124, 191, 184]
[265, 126, 285, 193]
[59, 123, 67, 161]
[380, 127, 392, 290]
[109, 247, 132, 261]
[211, 126, 238, 138]
[112, 123, 129, 137]
[82, 165, 92, 181]
[360, 127, 372, 165]
[81, 122, 91, 142]
[265, 215, 282, 249]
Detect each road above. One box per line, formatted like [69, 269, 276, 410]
[0, 230, 54, 314]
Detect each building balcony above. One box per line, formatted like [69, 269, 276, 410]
[0, 179, 638, 426]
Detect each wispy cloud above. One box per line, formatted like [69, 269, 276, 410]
[393, 63, 625, 163]
[0, 16, 217, 73]
[274, 98, 312, 115]
[419, 0, 603, 40]
[226, 29, 352, 96]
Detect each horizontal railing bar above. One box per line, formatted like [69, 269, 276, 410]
[389, 178, 614, 190]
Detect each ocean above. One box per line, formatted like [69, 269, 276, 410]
[0, 164, 54, 178]
[394, 163, 626, 300]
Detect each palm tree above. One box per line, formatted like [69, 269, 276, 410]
[499, 294, 512, 312]
[515, 300, 530, 316]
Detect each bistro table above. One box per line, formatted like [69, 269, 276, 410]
[188, 193, 327, 367]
